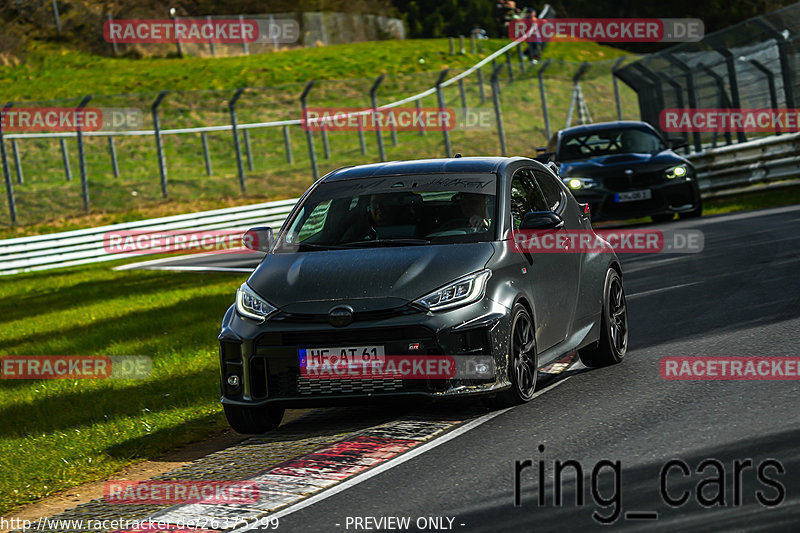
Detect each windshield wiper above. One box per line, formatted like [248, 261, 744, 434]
[342, 238, 432, 248]
[292, 242, 351, 251]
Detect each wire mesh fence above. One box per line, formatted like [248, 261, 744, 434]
[0, 43, 638, 226]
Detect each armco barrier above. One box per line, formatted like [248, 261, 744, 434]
[0, 198, 297, 275]
[2, 132, 799, 276]
[687, 132, 800, 192]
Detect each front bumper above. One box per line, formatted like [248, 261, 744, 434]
[218, 298, 513, 408]
[570, 176, 700, 221]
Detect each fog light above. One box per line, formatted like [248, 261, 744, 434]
[475, 363, 490, 375]
[227, 374, 240, 387]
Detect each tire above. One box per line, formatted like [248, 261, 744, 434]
[679, 196, 703, 219]
[580, 268, 628, 367]
[224, 404, 285, 434]
[485, 304, 538, 408]
[651, 213, 675, 223]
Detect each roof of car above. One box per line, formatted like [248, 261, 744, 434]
[558, 120, 656, 136]
[322, 156, 529, 181]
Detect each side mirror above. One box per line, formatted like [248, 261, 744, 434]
[520, 211, 564, 230]
[242, 227, 273, 252]
[534, 151, 555, 163]
[668, 137, 688, 150]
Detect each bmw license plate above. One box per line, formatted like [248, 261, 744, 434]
[615, 189, 652, 202]
[299, 346, 385, 367]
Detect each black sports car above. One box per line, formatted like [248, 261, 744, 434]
[540, 121, 703, 222]
[218, 156, 628, 433]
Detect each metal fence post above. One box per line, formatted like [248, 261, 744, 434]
[537, 59, 552, 140]
[699, 64, 733, 146]
[300, 80, 319, 179]
[60, 138, 72, 181]
[0, 103, 16, 225]
[518, 44, 526, 74]
[458, 78, 467, 116]
[11, 140, 22, 184]
[415, 100, 426, 136]
[435, 69, 452, 157]
[151, 90, 169, 198]
[665, 53, 702, 153]
[282, 125, 294, 163]
[107, 136, 119, 178]
[506, 50, 514, 83]
[370, 74, 386, 162]
[229, 88, 247, 193]
[612, 56, 626, 121]
[750, 59, 780, 135]
[77, 95, 92, 211]
[358, 121, 368, 153]
[754, 18, 795, 108]
[201, 132, 213, 175]
[459, 35, 465, 54]
[471, 34, 476, 54]
[207, 15, 216, 56]
[322, 125, 331, 159]
[243, 129, 254, 170]
[108, 14, 118, 56]
[240, 15, 249, 55]
[449, 37, 455, 55]
[52, 0, 61, 34]
[491, 65, 507, 156]
[477, 66, 486, 104]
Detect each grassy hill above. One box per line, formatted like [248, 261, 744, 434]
[0, 38, 633, 238]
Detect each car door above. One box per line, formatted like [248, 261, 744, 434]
[509, 168, 576, 353]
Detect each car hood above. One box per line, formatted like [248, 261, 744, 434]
[247, 243, 495, 314]
[560, 151, 687, 176]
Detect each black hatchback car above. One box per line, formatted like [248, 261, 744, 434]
[541, 121, 702, 222]
[218, 157, 628, 433]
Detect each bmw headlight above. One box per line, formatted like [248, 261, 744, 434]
[413, 269, 492, 312]
[236, 283, 277, 321]
[665, 165, 688, 179]
[564, 177, 598, 190]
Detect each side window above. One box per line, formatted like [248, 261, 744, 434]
[294, 200, 332, 242]
[510, 170, 548, 229]
[534, 171, 564, 212]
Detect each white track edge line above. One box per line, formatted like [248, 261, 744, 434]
[231, 377, 569, 532]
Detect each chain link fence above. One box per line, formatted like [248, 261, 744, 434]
[0, 40, 637, 226]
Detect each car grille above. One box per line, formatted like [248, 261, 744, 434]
[604, 171, 667, 191]
[296, 376, 405, 395]
[257, 325, 438, 348]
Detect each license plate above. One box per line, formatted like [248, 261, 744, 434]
[299, 346, 385, 367]
[615, 189, 652, 202]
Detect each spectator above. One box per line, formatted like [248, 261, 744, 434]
[525, 7, 541, 63]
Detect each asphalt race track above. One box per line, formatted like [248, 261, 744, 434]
[124, 205, 800, 532]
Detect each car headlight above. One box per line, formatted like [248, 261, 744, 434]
[413, 269, 492, 312]
[665, 165, 688, 179]
[564, 177, 598, 190]
[236, 283, 277, 322]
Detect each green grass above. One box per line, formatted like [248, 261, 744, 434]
[0, 38, 631, 237]
[703, 184, 800, 215]
[0, 263, 244, 515]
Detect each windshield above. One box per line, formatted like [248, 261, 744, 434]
[558, 127, 666, 162]
[276, 173, 498, 251]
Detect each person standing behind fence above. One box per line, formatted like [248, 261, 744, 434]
[524, 7, 541, 63]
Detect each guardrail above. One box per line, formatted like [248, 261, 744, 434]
[0, 199, 297, 275]
[688, 132, 800, 192]
[2, 131, 799, 276]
